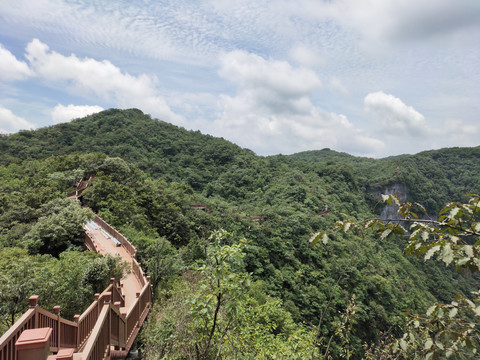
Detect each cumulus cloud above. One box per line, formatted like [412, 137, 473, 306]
[0, 44, 33, 81]
[219, 50, 321, 115]
[51, 104, 104, 124]
[0, 105, 35, 133]
[210, 50, 384, 155]
[220, 50, 321, 97]
[24, 39, 184, 124]
[365, 91, 427, 137]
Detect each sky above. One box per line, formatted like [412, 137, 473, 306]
[0, 0, 479, 158]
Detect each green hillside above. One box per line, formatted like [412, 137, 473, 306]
[1, 109, 479, 359]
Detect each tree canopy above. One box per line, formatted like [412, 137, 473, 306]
[1, 109, 479, 358]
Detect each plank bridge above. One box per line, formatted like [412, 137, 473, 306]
[0, 214, 152, 360]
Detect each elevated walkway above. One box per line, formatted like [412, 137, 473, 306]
[0, 213, 152, 360]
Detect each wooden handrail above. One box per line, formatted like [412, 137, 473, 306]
[0, 212, 152, 360]
[80, 304, 111, 360]
[93, 216, 136, 258]
[0, 308, 36, 360]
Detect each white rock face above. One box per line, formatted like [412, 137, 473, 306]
[378, 183, 408, 220]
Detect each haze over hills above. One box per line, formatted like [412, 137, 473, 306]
[1, 109, 479, 358]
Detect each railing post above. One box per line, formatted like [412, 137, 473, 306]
[15, 328, 52, 360]
[107, 294, 112, 357]
[55, 348, 74, 360]
[29, 296, 39, 328]
[53, 306, 61, 349]
[114, 302, 121, 349]
[73, 315, 80, 349]
[136, 292, 141, 328]
[96, 293, 103, 316]
[147, 276, 152, 302]
[121, 309, 127, 347]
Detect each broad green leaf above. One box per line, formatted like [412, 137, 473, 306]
[435, 339, 444, 350]
[399, 339, 407, 351]
[425, 245, 441, 261]
[464, 245, 474, 258]
[322, 233, 329, 245]
[414, 202, 427, 215]
[448, 307, 458, 319]
[424, 338, 433, 350]
[442, 244, 454, 265]
[380, 228, 392, 241]
[364, 219, 377, 229]
[381, 194, 392, 205]
[309, 232, 322, 245]
[426, 305, 436, 316]
[448, 207, 460, 219]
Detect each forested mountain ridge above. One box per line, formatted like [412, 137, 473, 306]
[1, 108, 479, 359]
[0, 108, 253, 189]
[290, 146, 480, 214]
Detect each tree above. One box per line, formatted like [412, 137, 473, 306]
[22, 198, 93, 256]
[144, 237, 181, 294]
[141, 230, 250, 360]
[189, 230, 250, 359]
[312, 194, 480, 359]
[141, 231, 316, 360]
[81, 254, 127, 294]
[0, 248, 43, 330]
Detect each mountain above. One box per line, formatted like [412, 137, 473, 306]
[1, 109, 479, 358]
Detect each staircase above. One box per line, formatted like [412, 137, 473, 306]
[0, 214, 152, 360]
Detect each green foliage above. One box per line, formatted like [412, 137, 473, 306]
[326, 194, 480, 359]
[22, 198, 93, 256]
[144, 237, 182, 293]
[1, 109, 479, 358]
[0, 248, 45, 330]
[0, 248, 121, 332]
[141, 232, 315, 360]
[81, 255, 128, 294]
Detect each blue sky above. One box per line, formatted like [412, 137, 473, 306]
[1, 0, 479, 157]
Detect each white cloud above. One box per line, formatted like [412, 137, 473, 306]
[289, 45, 325, 68]
[0, 44, 33, 81]
[436, 118, 480, 148]
[210, 50, 384, 155]
[365, 91, 427, 137]
[219, 50, 321, 113]
[51, 104, 104, 124]
[24, 39, 184, 125]
[329, 77, 349, 96]
[0, 105, 35, 133]
[318, 0, 480, 45]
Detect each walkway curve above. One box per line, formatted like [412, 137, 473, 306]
[0, 212, 152, 360]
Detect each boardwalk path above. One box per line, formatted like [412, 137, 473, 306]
[84, 221, 142, 309]
[0, 214, 151, 360]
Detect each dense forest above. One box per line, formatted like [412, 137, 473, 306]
[0, 109, 479, 359]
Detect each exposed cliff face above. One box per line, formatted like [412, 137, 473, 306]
[376, 183, 408, 220]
